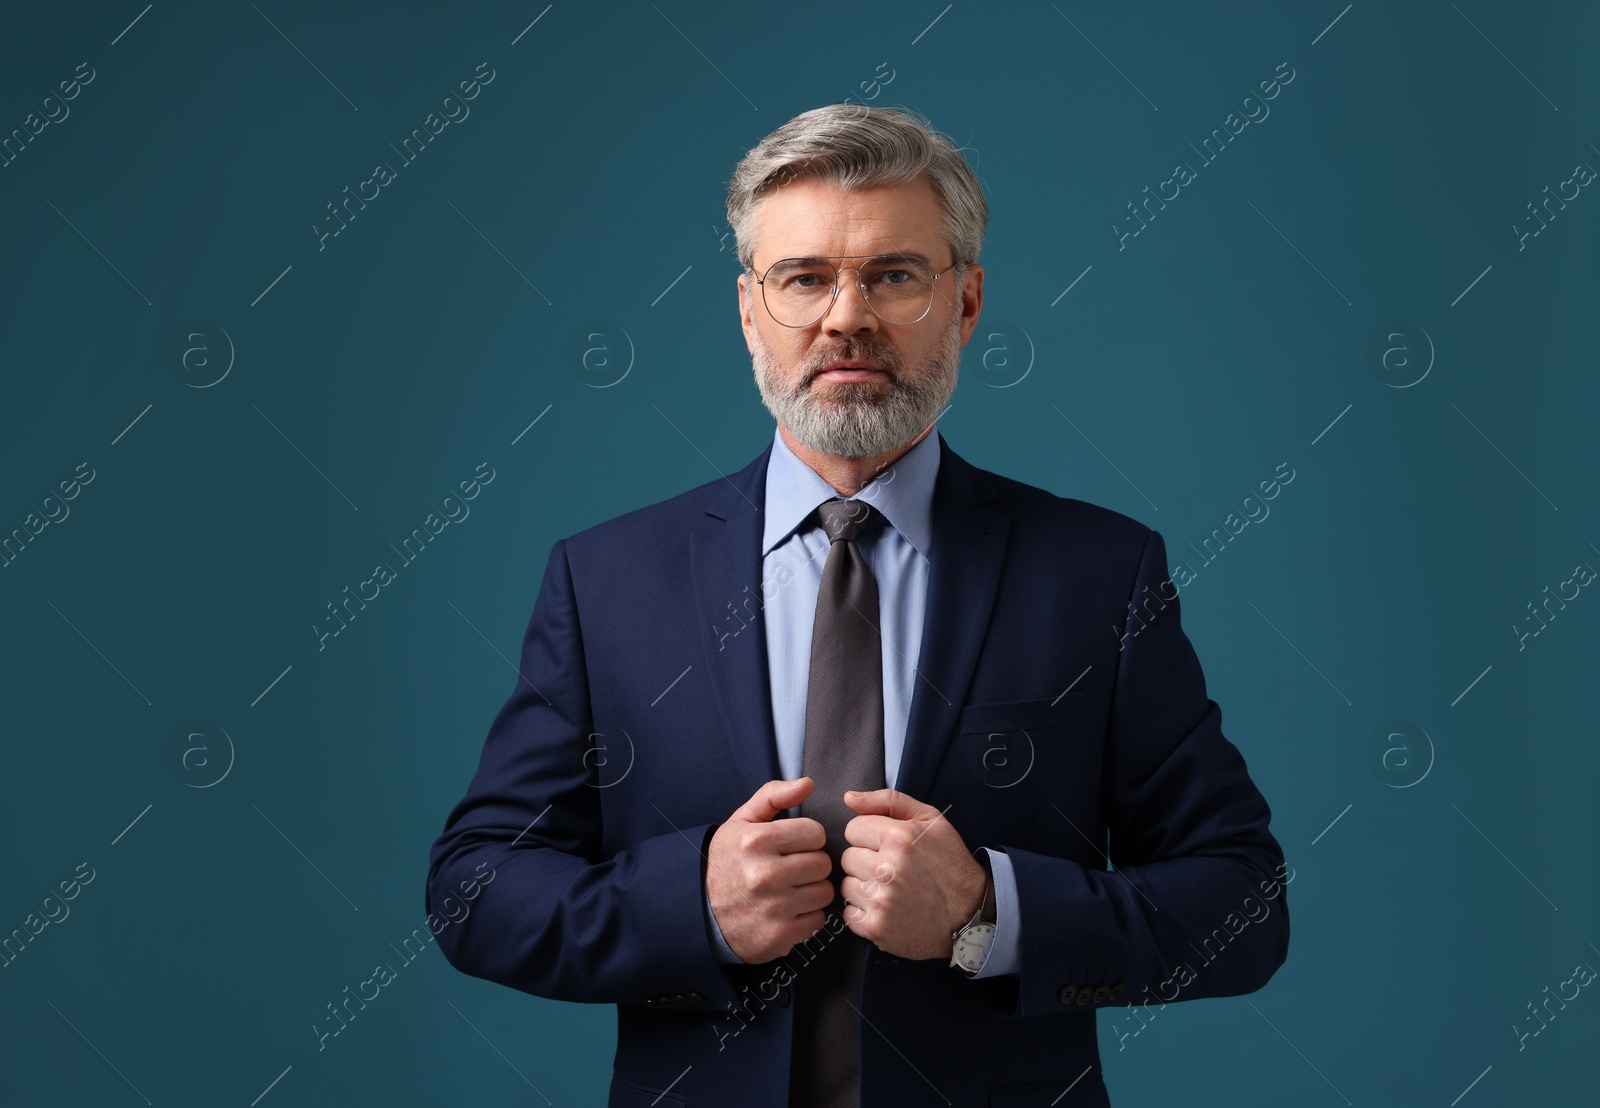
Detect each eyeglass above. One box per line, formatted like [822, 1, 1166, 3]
[752, 253, 961, 328]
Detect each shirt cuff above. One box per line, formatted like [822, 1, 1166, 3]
[704, 883, 745, 964]
[969, 847, 1021, 978]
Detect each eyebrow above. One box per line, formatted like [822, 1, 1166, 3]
[778, 251, 936, 265]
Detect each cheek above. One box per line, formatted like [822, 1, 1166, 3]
[757, 333, 808, 378]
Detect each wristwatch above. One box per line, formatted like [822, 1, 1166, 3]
[949, 854, 997, 976]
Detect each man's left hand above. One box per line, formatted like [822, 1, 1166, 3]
[839, 788, 988, 960]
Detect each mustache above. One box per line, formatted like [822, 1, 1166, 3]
[804, 348, 901, 384]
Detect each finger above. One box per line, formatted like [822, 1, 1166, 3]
[843, 812, 899, 850]
[841, 873, 888, 911]
[772, 848, 833, 888]
[843, 787, 937, 821]
[792, 878, 837, 913]
[749, 817, 825, 858]
[791, 907, 828, 936]
[767, 816, 827, 854]
[838, 845, 876, 880]
[732, 777, 814, 823]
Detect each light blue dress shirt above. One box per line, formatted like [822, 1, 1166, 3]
[704, 426, 1022, 978]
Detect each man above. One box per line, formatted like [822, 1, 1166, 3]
[427, 103, 1289, 1107]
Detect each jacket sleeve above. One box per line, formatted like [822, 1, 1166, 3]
[425, 539, 745, 1010]
[983, 528, 1291, 1019]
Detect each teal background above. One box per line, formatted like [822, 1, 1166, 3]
[2, 1, 1596, 1104]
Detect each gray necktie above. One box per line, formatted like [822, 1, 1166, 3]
[791, 497, 886, 1108]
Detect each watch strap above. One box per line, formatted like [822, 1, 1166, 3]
[973, 848, 996, 923]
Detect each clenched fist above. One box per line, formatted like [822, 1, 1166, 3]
[839, 788, 988, 961]
[706, 777, 837, 964]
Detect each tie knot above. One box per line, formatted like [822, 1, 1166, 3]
[815, 498, 882, 544]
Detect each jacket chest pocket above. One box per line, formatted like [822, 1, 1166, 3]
[954, 694, 1085, 788]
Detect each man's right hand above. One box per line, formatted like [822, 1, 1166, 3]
[706, 777, 836, 964]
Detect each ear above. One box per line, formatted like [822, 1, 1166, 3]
[738, 271, 757, 353]
[956, 263, 985, 349]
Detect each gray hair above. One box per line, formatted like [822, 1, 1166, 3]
[725, 103, 987, 276]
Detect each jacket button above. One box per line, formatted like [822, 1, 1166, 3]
[1075, 986, 1095, 1005]
[1092, 986, 1110, 1003]
[775, 984, 791, 1007]
[688, 992, 706, 1006]
[1059, 985, 1077, 1005]
[1108, 984, 1126, 1001]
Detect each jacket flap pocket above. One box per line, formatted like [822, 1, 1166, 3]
[958, 694, 1083, 736]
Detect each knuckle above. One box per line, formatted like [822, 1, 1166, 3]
[748, 856, 777, 891]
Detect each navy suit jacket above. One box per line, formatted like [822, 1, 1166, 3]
[426, 432, 1289, 1107]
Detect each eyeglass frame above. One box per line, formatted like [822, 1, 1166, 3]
[747, 252, 966, 328]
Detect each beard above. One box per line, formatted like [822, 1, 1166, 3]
[750, 303, 962, 459]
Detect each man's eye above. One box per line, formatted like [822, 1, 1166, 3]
[791, 273, 825, 288]
[864, 266, 913, 287]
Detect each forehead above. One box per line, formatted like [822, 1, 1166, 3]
[749, 176, 945, 264]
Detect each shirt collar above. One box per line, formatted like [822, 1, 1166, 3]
[762, 424, 941, 558]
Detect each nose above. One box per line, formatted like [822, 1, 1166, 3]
[820, 269, 880, 336]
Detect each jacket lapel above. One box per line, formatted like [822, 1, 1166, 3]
[894, 434, 1011, 802]
[690, 441, 784, 802]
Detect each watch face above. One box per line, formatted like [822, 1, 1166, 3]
[954, 922, 998, 972]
